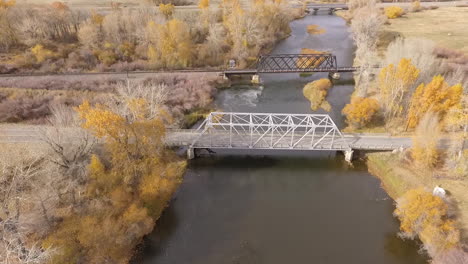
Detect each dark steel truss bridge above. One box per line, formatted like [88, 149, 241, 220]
[224, 54, 357, 76]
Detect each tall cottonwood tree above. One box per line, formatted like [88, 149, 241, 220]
[407, 75, 462, 129]
[378, 58, 420, 124]
[147, 19, 193, 68]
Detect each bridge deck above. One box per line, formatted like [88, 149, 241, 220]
[165, 129, 412, 151]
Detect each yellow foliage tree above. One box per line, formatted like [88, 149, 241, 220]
[342, 97, 380, 129]
[198, 0, 209, 9]
[31, 44, 55, 63]
[302, 78, 332, 111]
[44, 99, 186, 263]
[394, 188, 460, 256]
[407, 75, 462, 129]
[159, 3, 174, 19]
[385, 6, 404, 19]
[378, 58, 420, 123]
[146, 19, 193, 68]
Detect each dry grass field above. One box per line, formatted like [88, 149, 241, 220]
[383, 7, 468, 55]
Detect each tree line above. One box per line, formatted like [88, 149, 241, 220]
[0, 0, 299, 73]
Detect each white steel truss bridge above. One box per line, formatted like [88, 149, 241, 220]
[166, 112, 353, 159]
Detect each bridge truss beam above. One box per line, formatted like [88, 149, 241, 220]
[256, 54, 338, 73]
[190, 112, 350, 151]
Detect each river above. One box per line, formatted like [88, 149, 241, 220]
[138, 13, 428, 264]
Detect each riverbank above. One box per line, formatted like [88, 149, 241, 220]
[367, 152, 468, 245]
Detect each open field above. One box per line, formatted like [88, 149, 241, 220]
[383, 7, 468, 55]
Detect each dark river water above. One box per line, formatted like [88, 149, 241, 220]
[138, 13, 428, 264]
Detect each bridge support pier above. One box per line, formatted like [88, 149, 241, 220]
[344, 149, 354, 163]
[251, 74, 261, 84]
[187, 148, 195, 160]
[329, 72, 340, 80]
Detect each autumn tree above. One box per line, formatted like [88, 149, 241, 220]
[407, 75, 462, 129]
[378, 58, 420, 124]
[342, 97, 379, 129]
[147, 19, 193, 68]
[394, 188, 460, 257]
[411, 113, 440, 169]
[383, 38, 439, 84]
[198, 0, 209, 9]
[44, 86, 185, 262]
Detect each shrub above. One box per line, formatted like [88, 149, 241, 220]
[302, 78, 332, 111]
[384, 6, 404, 19]
[96, 49, 117, 66]
[410, 1, 422, 12]
[159, 3, 174, 19]
[31, 44, 55, 63]
[342, 97, 379, 129]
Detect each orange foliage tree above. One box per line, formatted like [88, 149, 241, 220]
[342, 97, 380, 129]
[394, 188, 460, 257]
[407, 75, 462, 129]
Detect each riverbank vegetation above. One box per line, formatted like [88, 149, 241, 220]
[0, 73, 222, 125]
[343, 0, 468, 261]
[0, 84, 186, 263]
[302, 78, 332, 111]
[0, 0, 299, 73]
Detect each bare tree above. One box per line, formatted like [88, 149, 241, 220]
[384, 38, 440, 84]
[0, 158, 56, 264]
[111, 80, 169, 122]
[350, 2, 385, 97]
[39, 103, 96, 207]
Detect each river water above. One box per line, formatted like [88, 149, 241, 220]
[139, 13, 428, 264]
